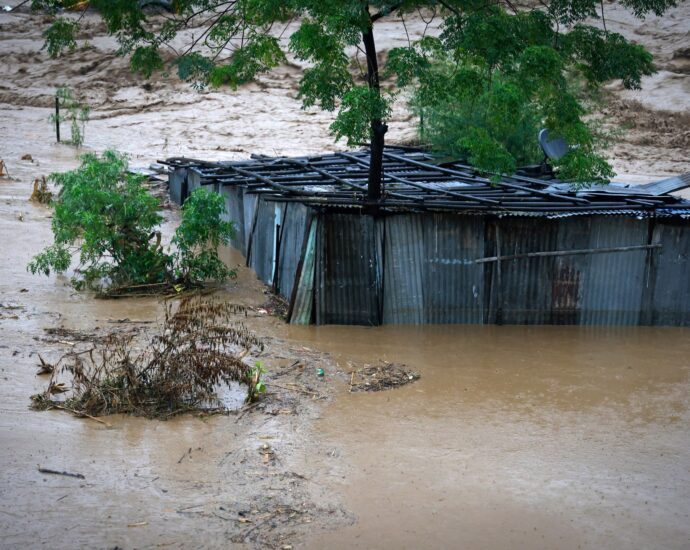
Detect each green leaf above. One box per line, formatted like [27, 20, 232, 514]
[42, 18, 78, 57]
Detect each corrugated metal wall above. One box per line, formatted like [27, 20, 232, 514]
[290, 219, 317, 325]
[248, 199, 277, 284]
[169, 167, 188, 205]
[219, 185, 245, 254]
[578, 217, 648, 326]
[490, 218, 560, 325]
[169, 164, 689, 327]
[186, 168, 203, 196]
[382, 214, 484, 323]
[242, 193, 258, 255]
[275, 202, 310, 300]
[382, 215, 426, 324]
[550, 217, 591, 325]
[650, 220, 690, 326]
[235, 206, 690, 326]
[315, 213, 380, 326]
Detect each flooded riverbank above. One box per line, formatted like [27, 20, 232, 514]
[2, 2, 690, 546]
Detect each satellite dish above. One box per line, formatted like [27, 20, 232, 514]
[538, 128, 569, 161]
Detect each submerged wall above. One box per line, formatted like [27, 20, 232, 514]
[170, 171, 690, 326]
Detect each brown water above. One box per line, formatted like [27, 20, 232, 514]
[292, 324, 690, 549]
[2, 4, 690, 546]
[2, 170, 690, 547]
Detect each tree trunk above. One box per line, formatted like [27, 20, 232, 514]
[361, 12, 387, 202]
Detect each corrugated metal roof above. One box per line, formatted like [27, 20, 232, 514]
[640, 172, 690, 196]
[162, 149, 690, 218]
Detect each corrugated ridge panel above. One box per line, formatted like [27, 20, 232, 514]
[276, 202, 309, 300]
[382, 215, 425, 324]
[317, 213, 379, 325]
[579, 217, 648, 325]
[422, 213, 484, 323]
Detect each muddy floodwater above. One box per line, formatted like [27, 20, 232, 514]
[3, 195, 689, 548]
[295, 325, 690, 549]
[1, 181, 690, 548]
[2, 1, 690, 546]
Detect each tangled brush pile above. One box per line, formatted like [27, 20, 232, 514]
[32, 297, 265, 419]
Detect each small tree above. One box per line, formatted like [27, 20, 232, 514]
[28, 150, 235, 293]
[49, 87, 90, 147]
[35, 0, 676, 185]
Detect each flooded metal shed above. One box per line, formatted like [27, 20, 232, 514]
[163, 149, 690, 327]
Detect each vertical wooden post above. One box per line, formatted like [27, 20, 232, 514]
[55, 96, 60, 143]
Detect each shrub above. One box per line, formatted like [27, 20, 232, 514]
[28, 150, 235, 294]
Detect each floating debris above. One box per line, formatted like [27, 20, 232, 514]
[349, 361, 420, 392]
[29, 176, 52, 204]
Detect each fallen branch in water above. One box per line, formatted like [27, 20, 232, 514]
[38, 467, 85, 479]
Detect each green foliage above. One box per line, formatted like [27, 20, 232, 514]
[247, 361, 267, 403]
[41, 17, 78, 56]
[390, 5, 658, 182]
[130, 45, 164, 78]
[330, 86, 393, 146]
[49, 87, 90, 147]
[28, 151, 236, 293]
[172, 189, 235, 286]
[34, 0, 677, 184]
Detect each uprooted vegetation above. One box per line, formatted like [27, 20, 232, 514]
[349, 361, 420, 392]
[31, 297, 266, 419]
[28, 150, 235, 296]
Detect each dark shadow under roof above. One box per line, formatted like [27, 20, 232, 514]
[163, 148, 690, 218]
